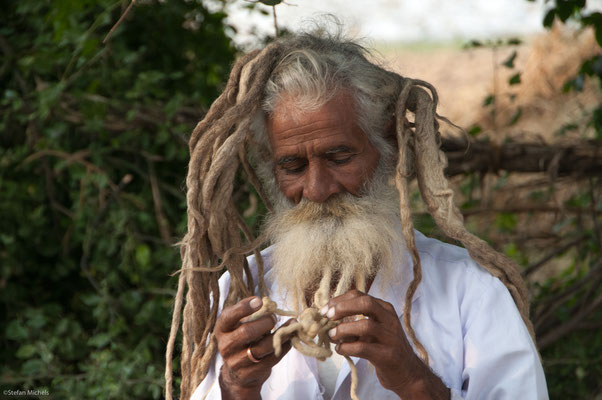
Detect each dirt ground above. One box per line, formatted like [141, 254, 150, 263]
[377, 26, 601, 141]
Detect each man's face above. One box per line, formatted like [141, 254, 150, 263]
[263, 91, 400, 308]
[267, 91, 381, 204]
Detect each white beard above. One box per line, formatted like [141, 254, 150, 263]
[263, 162, 403, 310]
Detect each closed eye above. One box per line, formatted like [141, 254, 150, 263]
[277, 156, 307, 174]
[330, 156, 353, 165]
[283, 163, 307, 174]
[324, 146, 355, 166]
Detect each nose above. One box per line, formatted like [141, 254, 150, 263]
[302, 161, 341, 203]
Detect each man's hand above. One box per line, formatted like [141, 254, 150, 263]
[215, 296, 293, 400]
[324, 290, 450, 400]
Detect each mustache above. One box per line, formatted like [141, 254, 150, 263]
[281, 195, 363, 223]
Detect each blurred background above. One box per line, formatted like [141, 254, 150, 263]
[1, 0, 601, 398]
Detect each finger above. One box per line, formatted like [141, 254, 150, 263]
[260, 338, 292, 366]
[335, 341, 389, 363]
[248, 332, 278, 360]
[231, 338, 292, 388]
[324, 294, 391, 323]
[217, 314, 277, 358]
[216, 296, 263, 333]
[230, 314, 277, 347]
[328, 318, 380, 343]
[321, 289, 365, 314]
[228, 333, 293, 372]
[372, 297, 397, 315]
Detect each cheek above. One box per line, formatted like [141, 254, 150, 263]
[274, 171, 301, 198]
[348, 148, 381, 190]
[338, 170, 368, 194]
[338, 164, 378, 195]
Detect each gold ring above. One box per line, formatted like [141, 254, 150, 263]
[247, 346, 261, 363]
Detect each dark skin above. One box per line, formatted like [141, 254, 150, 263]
[215, 91, 449, 399]
[267, 90, 380, 204]
[325, 290, 450, 400]
[215, 296, 294, 400]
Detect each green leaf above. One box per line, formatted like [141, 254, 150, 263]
[88, 333, 111, 348]
[543, 8, 556, 27]
[582, 13, 602, 47]
[483, 94, 495, 107]
[495, 212, 518, 232]
[556, 1, 574, 22]
[555, 122, 578, 137]
[503, 242, 529, 266]
[55, 319, 70, 335]
[468, 125, 482, 137]
[259, 0, 282, 5]
[464, 40, 482, 49]
[21, 359, 45, 376]
[563, 74, 585, 92]
[26, 309, 48, 329]
[509, 107, 522, 125]
[6, 320, 28, 340]
[135, 244, 151, 267]
[502, 51, 517, 68]
[509, 73, 521, 85]
[16, 344, 37, 359]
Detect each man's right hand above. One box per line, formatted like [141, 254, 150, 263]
[215, 296, 292, 400]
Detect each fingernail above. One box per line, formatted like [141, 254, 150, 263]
[249, 297, 262, 309]
[326, 307, 335, 319]
[328, 328, 336, 338]
[320, 305, 328, 316]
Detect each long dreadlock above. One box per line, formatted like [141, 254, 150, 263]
[165, 31, 535, 400]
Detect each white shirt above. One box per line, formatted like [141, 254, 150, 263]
[191, 230, 548, 400]
[318, 343, 345, 399]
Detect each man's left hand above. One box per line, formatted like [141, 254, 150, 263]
[324, 290, 450, 400]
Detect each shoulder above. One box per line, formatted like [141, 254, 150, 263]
[410, 232, 547, 398]
[413, 230, 499, 301]
[411, 230, 525, 339]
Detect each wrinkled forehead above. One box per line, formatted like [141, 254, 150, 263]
[268, 88, 356, 127]
[266, 86, 355, 124]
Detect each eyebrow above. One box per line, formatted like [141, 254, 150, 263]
[276, 155, 300, 166]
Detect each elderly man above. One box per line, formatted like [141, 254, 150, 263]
[165, 30, 548, 400]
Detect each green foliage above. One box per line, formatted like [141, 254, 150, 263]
[1, 0, 235, 398]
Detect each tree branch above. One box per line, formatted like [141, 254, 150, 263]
[537, 291, 602, 350]
[523, 234, 586, 277]
[442, 138, 602, 177]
